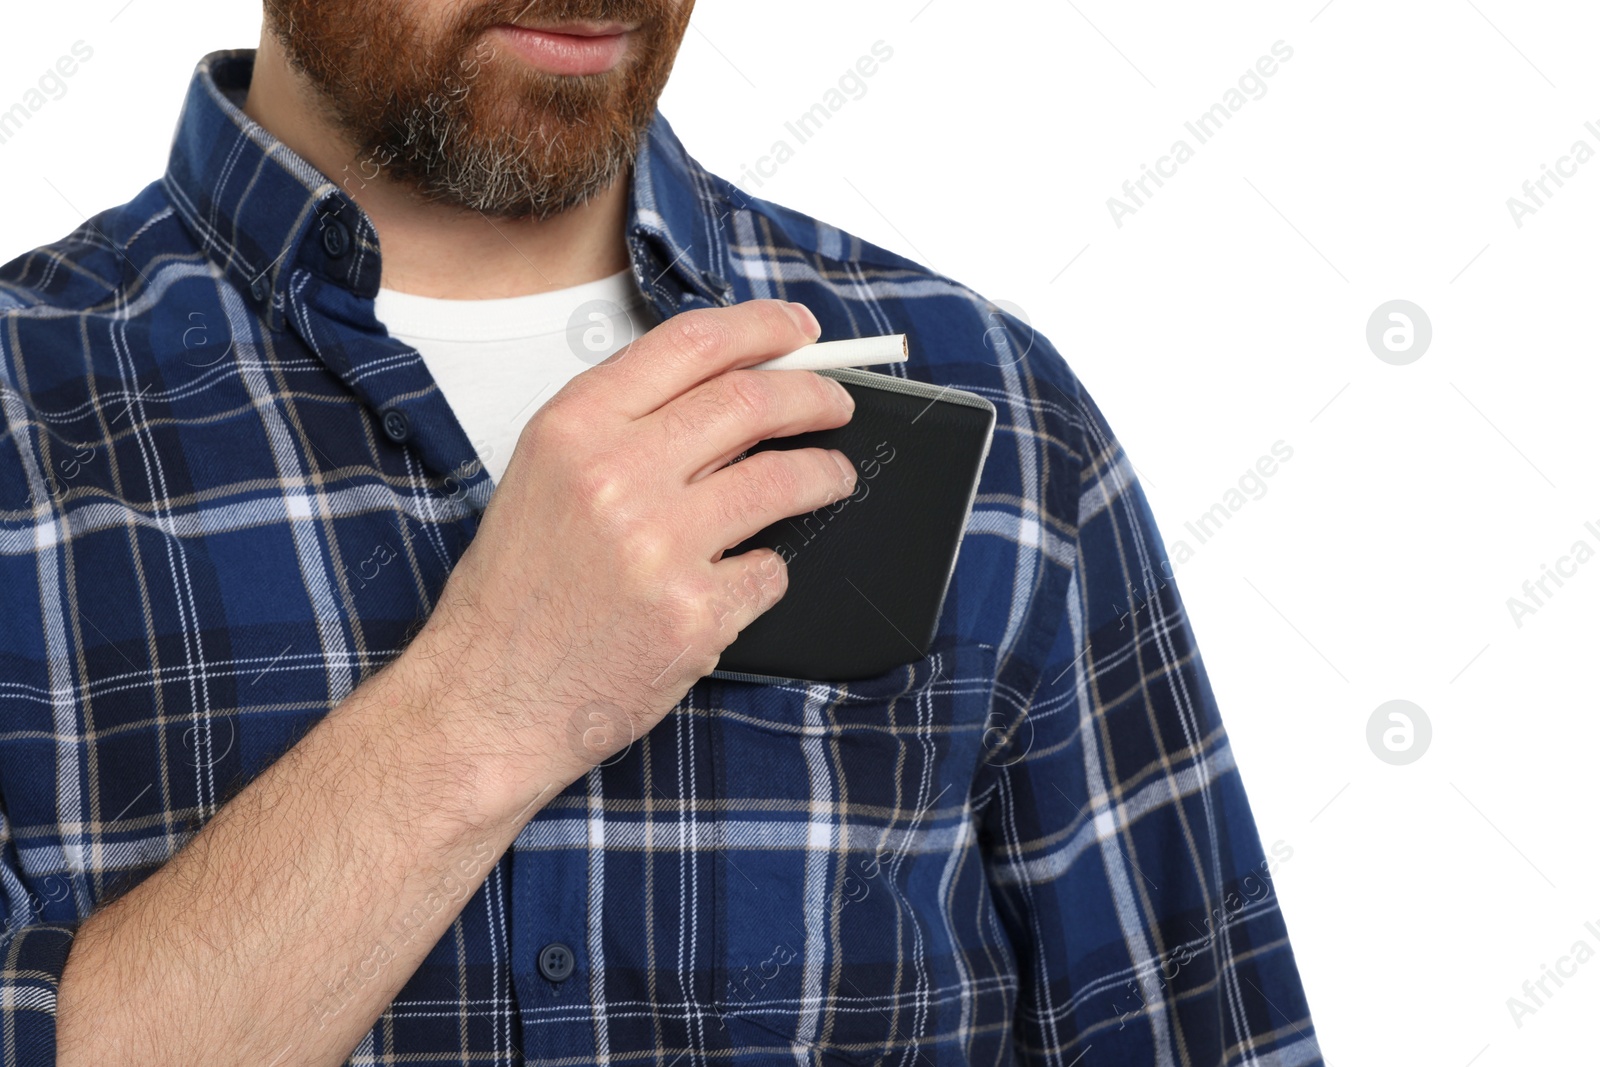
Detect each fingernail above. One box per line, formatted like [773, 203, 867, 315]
[787, 301, 822, 339]
[831, 449, 856, 484]
[830, 378, 855, 410]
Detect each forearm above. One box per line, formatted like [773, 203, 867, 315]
[54, 648, 567, 1067]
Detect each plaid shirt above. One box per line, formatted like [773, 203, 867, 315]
[0, 50, 1321, 1067]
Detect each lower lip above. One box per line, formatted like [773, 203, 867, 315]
[492, 25, 630, 75]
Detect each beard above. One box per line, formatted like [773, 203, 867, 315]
[263, 0, 693, 219]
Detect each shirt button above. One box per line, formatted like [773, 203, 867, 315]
[248, 275, 269, 304]
[321, 218, 350, 259]
[537, 942, 575, 982]
[380, 406, 410, 443]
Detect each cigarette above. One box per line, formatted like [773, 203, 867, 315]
[749, 333, 908, 371]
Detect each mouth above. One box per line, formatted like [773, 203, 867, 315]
[490, 21, 637, 76]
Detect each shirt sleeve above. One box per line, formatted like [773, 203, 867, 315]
[975, 352, 1322, 1065]
[0, 404, 82, 1066]
[0, 821, 82, 1065]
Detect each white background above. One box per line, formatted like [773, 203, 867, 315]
[4, 2, 1598, 1063]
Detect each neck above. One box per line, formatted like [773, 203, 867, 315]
[242, 31, 632, 299]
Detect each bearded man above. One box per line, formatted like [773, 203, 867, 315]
[0, 2, 1321, 1064]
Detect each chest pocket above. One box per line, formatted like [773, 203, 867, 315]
[704, 640, 1000, 1064]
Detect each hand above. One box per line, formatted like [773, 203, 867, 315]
[403, 299, 857, 802]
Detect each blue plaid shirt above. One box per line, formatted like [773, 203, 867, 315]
[0, 50, 1320, 1067]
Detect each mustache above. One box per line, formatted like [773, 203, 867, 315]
[457, 0, 680, 33]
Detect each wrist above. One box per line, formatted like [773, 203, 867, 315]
[365, 618, 589, 828]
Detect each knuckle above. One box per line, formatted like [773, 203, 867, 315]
[526, 397, 583, 447]
[747, 549, 789, 603]
[570, 456, 631, 514]
[686, 644, 722, 680]
[664, 309, 731, 362]
[657, 401, 701, 452]
[708, 555, 784, 633]
[756, 298, 803, 337]
[712, 371, 772, 424]
[712, 466, 766, 530]
[746, 454, 800, 513]
[786, 452, 836, 510]
[658, 571, 715, 636]
[617, 523, 674, 576]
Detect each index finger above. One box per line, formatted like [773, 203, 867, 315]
[570, 300, 822, 421]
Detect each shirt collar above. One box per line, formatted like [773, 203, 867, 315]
[162, 49, 737, 331]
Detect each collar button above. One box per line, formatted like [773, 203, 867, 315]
[320, 218, 350, 259]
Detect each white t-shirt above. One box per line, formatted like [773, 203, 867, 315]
[373, 268, 659, 485]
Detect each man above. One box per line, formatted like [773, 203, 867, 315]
[0, 0, 1320, 1063]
